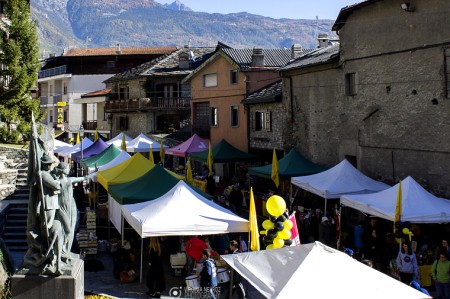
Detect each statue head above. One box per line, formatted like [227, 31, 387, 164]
[41, 154, 54, 169]
[55, 162, 70, 175]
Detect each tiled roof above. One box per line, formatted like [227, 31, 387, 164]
[104, 47, 216, 83]
[242, 81, 282, 105]
[279, 44, 340, 72]
[81, 88, 111, 98]
[222, 48, 315, 69]
[63, 46, 178, 57]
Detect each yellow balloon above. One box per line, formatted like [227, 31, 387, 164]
[266, 195, 286, 217]
[266, 244, 275, 250]
[278, 229, 292, 240]
[283, 219, 293, 230]
[262, 219, 275, 230]
[402, 228, 410, 234]
[273, 237, 284, 248]
[260, 230, 267, 235]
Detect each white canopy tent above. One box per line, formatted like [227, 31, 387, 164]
[341, 176, 450, 223]
[121, 180, 248, 237]
[221, 242, 430, 299]
[106, 132, 133, 148]
[120, 180, 248, 283]
[53, 139, 72, 154]
[57, 137, 94, 160]
[126, 133, 168, 153]
[89, 150, 131, 181]
[291, 159, 390, 209]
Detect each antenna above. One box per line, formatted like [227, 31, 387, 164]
[315, 16, 319, 40]
[85, 36, 91, 48]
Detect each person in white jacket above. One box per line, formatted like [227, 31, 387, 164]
[396, 242, 420, 284]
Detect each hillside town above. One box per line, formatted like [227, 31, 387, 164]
[0, 0, 450, 298]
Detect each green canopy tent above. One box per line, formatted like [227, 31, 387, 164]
[189, 139, 257, 163]
[248, 149, 326, 181]
[80, 144, 121, 172]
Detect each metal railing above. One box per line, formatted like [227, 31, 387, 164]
[38, 65, 67, 79]
[105, 97, 191, 112]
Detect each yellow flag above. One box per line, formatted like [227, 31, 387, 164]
[121, 134, 127, 151]
[160, 141, 165, 166]
[94, 129, 99, 142]
[249, 187, 260, 251]
[149, 144, 154, 165]
[186, 158, 193, 183]
[75, 132, 80, 144]
[271, 148, 279, 188]
[394, 180, 402, 233]
[207, 141, 213, 173]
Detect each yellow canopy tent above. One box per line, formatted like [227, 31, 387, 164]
[97, 153, 153, 190]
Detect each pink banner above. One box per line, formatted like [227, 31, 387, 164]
[289, 211, 301, 246]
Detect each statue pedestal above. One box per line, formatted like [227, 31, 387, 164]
[11, 259, 84, 299]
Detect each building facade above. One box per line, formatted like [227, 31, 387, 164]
[281, 0, 450, 197]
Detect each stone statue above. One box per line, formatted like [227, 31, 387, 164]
[22, 115, 89, 276]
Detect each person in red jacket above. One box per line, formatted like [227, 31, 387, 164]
[186, 236, 207, 274]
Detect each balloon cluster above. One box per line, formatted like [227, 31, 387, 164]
[260, 195, 293, 249]
[395, 221, 414, 241]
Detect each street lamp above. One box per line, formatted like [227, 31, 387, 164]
[80, 124, 84, 176]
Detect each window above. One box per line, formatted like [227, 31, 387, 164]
[49, 109, 54, 122]
[446, 48, 450, 98]
[255, 111, 271, 131]
[230, 70, 238, 84]
[193, 103, 210, 138]
[106, 61, 116, 68]
[103, 108, 107, 121]
[64, 110, 68, 123]
[231, 106, 239, 127]
[117, 116, 128, 130]
[119, 85, 129, 100]
[203, 73, 218, 87]
[210, 107, 218, 126]
[63, 82, 67, 95]
[345, 73, 356, 96]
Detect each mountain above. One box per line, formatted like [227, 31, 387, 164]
[31, 0, 337, 56]
[164, 0, 193, 12]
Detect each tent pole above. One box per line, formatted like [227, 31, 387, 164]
[228, 269, 234, 299]
[140, 238, 143, 284]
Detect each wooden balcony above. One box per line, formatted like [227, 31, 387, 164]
[105, 97, 191, 112]
[82, 121, 97, 130]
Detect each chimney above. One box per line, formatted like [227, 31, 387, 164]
[291, 44, 303, 59]
[251, 47, 264, 67]
[115, 43, 121, 54]
[317, 34, 329, 48]
[179, 50, 190, 69]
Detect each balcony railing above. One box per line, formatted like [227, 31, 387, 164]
[39, 95, 64, 106]
[38, 65, 67, 79]
[82, 121, 97, 130]
[105, 97, 191, 112]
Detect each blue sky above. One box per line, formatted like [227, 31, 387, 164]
[155, 0, 360, 20]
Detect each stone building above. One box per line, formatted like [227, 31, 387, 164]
[280, 0, 450, 197]
[104, 46, 216, 138]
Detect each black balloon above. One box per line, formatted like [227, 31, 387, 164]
[274, 221, 284, 231]
[270, 216, 278, 223]
[263, 236, 274, 245]
[284, 239, 293, 246]
[267, 229, 278, 238]
[277, 215, 287, 223]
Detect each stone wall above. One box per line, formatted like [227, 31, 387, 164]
[248, 102, 284, 151]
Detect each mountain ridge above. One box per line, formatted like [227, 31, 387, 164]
[31, 0, 337, 56]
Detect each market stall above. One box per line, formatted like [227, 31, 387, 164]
[81, 144, 121, 173]
[221, 242, 430, 299]
[291, 159, 390, 209]
[106, 132, 133, 148]
[126, 133, 168, 153]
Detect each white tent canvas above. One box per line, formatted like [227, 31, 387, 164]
[341, 176, 450, 223]
[106, 132, 132, 148]
[221, 242, 430, 299]
[53, 139, 73, 153]
[57, 137, 94, 159]
[121, 180, 249, 237]
[126, 133, 168, 153]
[291, 159, 390, 199]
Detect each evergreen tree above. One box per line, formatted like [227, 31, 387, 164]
[0, 0, 42, 143]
